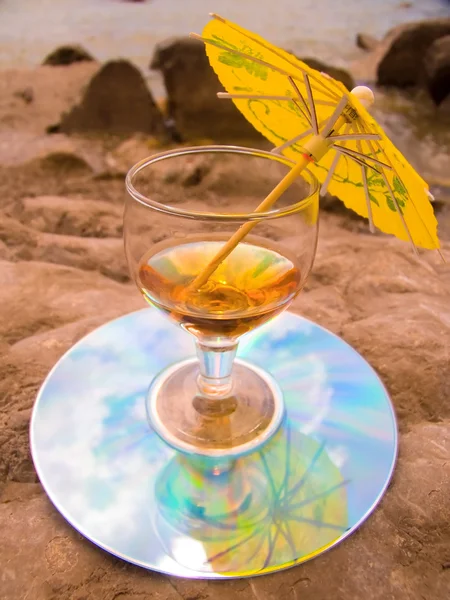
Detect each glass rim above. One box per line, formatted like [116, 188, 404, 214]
[125, 145, 319, 221]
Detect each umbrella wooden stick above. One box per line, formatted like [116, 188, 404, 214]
[189, 87, 373, 290]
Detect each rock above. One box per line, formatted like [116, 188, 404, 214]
[438, 93, 450, 118]
[106, 134, 161, 175]
[319, 192, 368, 224]
[0, 252, 131, 337]
[0, 211, 127, 282]
[350, 24, 409, 82]
[377, 18, 450, 87]
[14, 195, 123, 238]
[150, 37, 263, 142]
[0, 64, 98, 134]
[0, 260, 134, 344]
[0, 216, 39, 258]
[13, 87, 34, 104]
[36, 152, 94, 176]
[247, 420, 450, 600]
[423, 35, 450, 105]
[286, 50, 355, 90]
[0, 131, 107, 176]
[60, 60, 166, 136]
[36, 232, 129, 282]
[0, 142, 450, 599]
[0, 239, 10, 260]
[0, 493, 183, 600]
[42, 45, 95, 66]
[300, 57, 355, 91]
[356, 32, 380, 52]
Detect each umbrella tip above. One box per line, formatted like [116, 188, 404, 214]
[425, 188, 435, 203]
[209, 13, 225, 22]
[351, 86, 375, 109]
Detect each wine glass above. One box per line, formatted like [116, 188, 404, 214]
[125, 145, 319, 459]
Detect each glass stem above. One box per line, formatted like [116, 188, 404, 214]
[195, 340, 238, 398]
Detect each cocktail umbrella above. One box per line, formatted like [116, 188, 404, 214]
[189, 14, 441, 287]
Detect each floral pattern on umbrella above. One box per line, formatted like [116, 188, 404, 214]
[191, 14, 440, 252]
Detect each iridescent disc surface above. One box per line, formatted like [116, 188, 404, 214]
[30, 308, 397, 579]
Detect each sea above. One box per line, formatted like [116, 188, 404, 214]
[0, 0, 449, 179]
[0, 0, 448, 73]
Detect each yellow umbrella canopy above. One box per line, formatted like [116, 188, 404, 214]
[192, 14, 439, 251]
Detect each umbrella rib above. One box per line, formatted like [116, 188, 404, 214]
[334, 147, 380, 172]
[287, 76, 311, 121]
[289, 479, 350, 510]
[278, 424, 292, 506]
[289, 515, 349, 532]
[262, 525, 281, 570]
[299, 70, 342, 102]
[333, 145, 392, 170]
[191, 33, 301, 80]
[271, 128, 313, 154]
[286, 442, 326, 501]
[207, 13, 343, 101]
[358, 126, 418, 252]
[314, 100, 338, 107]
[309, 79, 342, 101]
[319, 151, 342, 196]
[320, 96, 349, 137]
[320, 122, 351, 195]
[381, 171, 419, 255]
[272, 116, 330, 154]
[352, 122, 376, 232]
[357, 121, 405, 172]
[201, 16, 440, 255]
[330, 133, 382, 142]
[198, 29, 341, 105]
[219, 91, 333, 125]
[217, 92, 335, 107]
[356, 124, 408, 238]
[218, 92, 293, 101]
[358, 121, 440, 251]
[361, 162, 376, 233]
[205, 528, 262, 563]
[302, 73, 319, 134]
[194, 30, 344, 110]
[289, 86, 314, 127]
[352, 124, 376, 233]
[292, 99, 313, 126]
[277, 520, 297, 558]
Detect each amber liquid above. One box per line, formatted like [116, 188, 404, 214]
[138, 240, 301, 338]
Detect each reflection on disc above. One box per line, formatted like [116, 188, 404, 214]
[30, 307, 397, 579]
[154, 425, 348, 575]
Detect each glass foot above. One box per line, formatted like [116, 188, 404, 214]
[147, 358, 284, 457]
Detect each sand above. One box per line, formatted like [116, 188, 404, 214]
[0, 64, 449, 600]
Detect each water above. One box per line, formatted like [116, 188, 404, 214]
[0, 0, 449, 180]
[0, 0, 448, 72]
